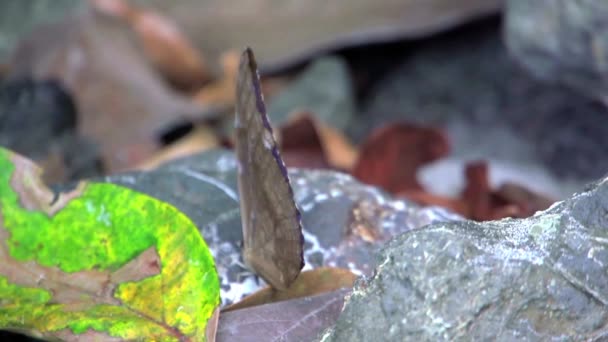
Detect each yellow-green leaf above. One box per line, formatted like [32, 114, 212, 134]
[0, 148, 220, 341]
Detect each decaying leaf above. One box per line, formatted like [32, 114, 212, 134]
[311, 116, 358, 171]
[193, 50, 240, 109]
[7, 7, 215, 172]
[0, 148, 220, 341]
[92, 0, 209, 91]
[278, 112, 330, 169]
[223, 267, 357, 312]
[280, 112, 358, 171]
[217, 288, 350, 342]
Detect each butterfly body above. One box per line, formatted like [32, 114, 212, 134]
[235, 48, 304, 290]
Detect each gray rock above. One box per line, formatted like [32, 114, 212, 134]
[0, 0, 82, 62]
[0, 78, 76, 157]
[0, 78, 101, 181]
[505, 0, 608, 105]
[268, 56, 356, 130]
[102, 149, 460, 306]
[321, 176, 608, 341]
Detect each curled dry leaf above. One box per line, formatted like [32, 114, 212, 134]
[193, 50, 240, 109]
[92, 0, 209, 91]
[278, 112, 330, 169]
[0, 148, 220, 341]
[223, 267, 357, 312]
[288, 111, 358, 170]
[314, 121, 358, 171]
[226, 110, 357, 171]
[277, 111, 359, 170]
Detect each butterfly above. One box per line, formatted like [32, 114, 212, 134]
[234, 47, 304, 290]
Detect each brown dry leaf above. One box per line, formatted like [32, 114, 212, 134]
[222, 267, 357, 312]
[279, 111, 358, 170]
[135, 124, 219, 171]
[92, 0, 209, 91]
[291, 111, 358, 171]
[8, 8, 215, 172]
[193, 50, 240, 109]
[352, 122, 450, 194]
[317, 122, 358, 171]
[278, 112, 329, 169]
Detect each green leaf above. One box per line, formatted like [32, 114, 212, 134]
[0, 148, 220, 341]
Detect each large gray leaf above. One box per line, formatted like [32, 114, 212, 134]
[128, 0, 502, 73]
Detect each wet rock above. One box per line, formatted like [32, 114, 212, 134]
[321, 176, 608, 341]
[0, 77, 101, 182]
[505, 0, 608, 105]
[103, 149, 460, 305]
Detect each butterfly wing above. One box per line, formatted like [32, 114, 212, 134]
[234, 47, 304, 290]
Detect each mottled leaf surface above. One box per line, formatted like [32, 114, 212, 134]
[0, 148, 220, 341]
